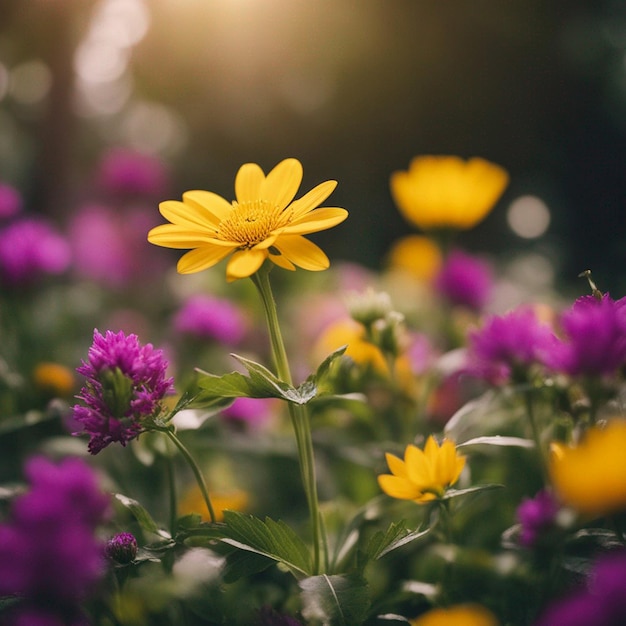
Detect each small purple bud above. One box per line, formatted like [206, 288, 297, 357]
[105, 532, 138, 565]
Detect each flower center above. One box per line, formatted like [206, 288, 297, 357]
[218, 200, 290, 247]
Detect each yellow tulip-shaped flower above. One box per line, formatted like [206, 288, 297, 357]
[378, 436, 466, 503]
[409, 604, 500, 626]
[390, 156, 509, 231]
[148, 158, 348, 281]
[550, 420, 626, 517]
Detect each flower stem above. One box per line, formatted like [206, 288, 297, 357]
[251, 265, 323, 574]
[524, 389, 549, 483]
[161, 428, 216, 524]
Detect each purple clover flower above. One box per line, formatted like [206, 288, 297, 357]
[545, 294, 626, 378]
[466, 307, 557, 385]
[105, 532, 138, 565]
[0, 456, 109, 625]
[434, 249, 494, 311]
[73, 329, 174, 454]
[0, 218, 71, 286]
[173, 294, 248, 345]
[516, 489, 560, 548]
[535, 549, 626, 626]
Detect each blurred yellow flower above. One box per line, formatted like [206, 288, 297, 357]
[386, 234, 443, 281]
[32, 362, 75, 397]
[148, 158, 348, 282]
[378, 436, 466, 503]
[410, 604, 499, 626]
[550, 420, 626, 517]
[180, 485, 249, 523]
[390, 155, 509, 231]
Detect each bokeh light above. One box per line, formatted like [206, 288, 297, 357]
[506, 195, 551, 239]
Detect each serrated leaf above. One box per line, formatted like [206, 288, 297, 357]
[366, 522, 430, 561]
[220, 510, 313, 578]
[221, 548, 274, 583]
[113, 493, 170, 538]
[299, 573, 370, 626]
[457, 436, 535, 449]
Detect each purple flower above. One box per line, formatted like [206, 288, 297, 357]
[96, 147, 169, 197]
[221, 397, 277, 429]
[434, 249, 494, 311]
[0, 218, 71, 285]
[0, 456, 109, 624]
[535, 550, 626, 626]
[105, 532, 138, 564]
[545, 294, 626, 378]
[173, 294, 248, 345]
[73, 329, 174, 454]
[516, 489, 559, 548]
[0, 182, 22, 219]
[466, 307, 557, 384]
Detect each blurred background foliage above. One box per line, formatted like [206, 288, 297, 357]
[0, 0, 625, 292]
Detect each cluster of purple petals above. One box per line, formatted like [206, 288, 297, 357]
[434, 249, 494, 311]
[535, 550, 626, 626]
[0, 456, 110, 625]
[73, 329, 174, 454]
[0, 182, 22, 219]
[105, 532, 138, 565]
[516, 489, 560, 548]
[96, 147, 169, 197]
[466, 307, 557, 385]
[173, 294, 248, 345]
[0, 218, 71, 286]
[544, 294, 626, 378]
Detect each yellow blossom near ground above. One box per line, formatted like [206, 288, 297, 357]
[390, 155, 509, 231]
[550, 420, 626, 517]
[179, 485, 249, 523]
[32, 362, 75, 397]
[148, 158, 348, 281]
[409, 604, 500, 626]
[378, 436, 466, 503]
[386, 234, 443, 282]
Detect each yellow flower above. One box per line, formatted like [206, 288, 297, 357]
[148, 158, 348, 281]
[32, 362, 75, 397]
[386, 234, 443, 281]
[390, 155, 509, 231]
[550, 420, 626, 517]
[409, 604, 499, 626]
[179, 485, 249, 523]
[378, 436, 466, 503]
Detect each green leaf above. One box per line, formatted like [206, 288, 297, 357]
[113, 493, 170, 538]
[365, 522, 430, 561]
[299, 574, 370, 626]
[441, 484, 503, 501]
[220, 510, 313, 578]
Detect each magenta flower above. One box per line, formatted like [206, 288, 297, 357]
[545, 294, 626, 378]
[466, 307, 557, 384]
[73, 329, 174, 454]
[0, 218, 71, 285]
[434, 249, 494, 311]
[516, 489, 560, 548]
[0, 182, 22, 219]
[96, 147, 169, 197]
[173, 294, 248, 345]
[0, 456, 109, 624]
[221, 397, 278, 429]
[535, 550, 626, 626]
[105, 532, 138, 565]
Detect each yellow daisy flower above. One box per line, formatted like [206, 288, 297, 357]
[409, 604, 500, 626]
[390, 155, 509, 231]
[386, 234, 443, 281]
[378, 436, 466, 504]
[550, 420, 626, 517]
[148, 158, 348, 282]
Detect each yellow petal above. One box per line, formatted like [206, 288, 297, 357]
[283, 208, 349, 235]
[177, 246, 233, 274]
[158, 200, 219, 230]
[261, 158, 303, 211]
[182, 190, 233, 223]
[385, 452, 408, 479]
[268, 251, 296, 271]
[378, 474, 423, 500]
[225, 248, 267, 281]
[273, 235, 329, 271]
[405, 444, 434, 489]
[288, 180, 338, 219]
[235, 163, 265, 204]
[148, 224, 237, 249]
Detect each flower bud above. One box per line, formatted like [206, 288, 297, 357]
[105, 532, 138, 565]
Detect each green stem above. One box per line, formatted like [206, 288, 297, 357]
[164, 439, 178, 535]
[161, 428, 216, 524]
[251, 265, 323, 574]
[524, 389, 549, 483]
